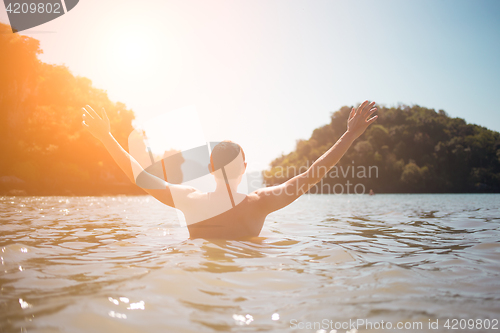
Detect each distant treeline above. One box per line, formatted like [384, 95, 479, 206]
[264, 105, 500, 193]
[2, 22, 499, 195]
[0, 23, 144, 195]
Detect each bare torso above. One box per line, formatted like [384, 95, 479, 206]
[83, 100, 377, 241]
[182, 192, 267, 240]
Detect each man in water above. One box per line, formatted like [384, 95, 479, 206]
[82, 100, 377, 239]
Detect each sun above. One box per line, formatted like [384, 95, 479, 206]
[91, 15, 184, 106]
[102, 24, 158, 78]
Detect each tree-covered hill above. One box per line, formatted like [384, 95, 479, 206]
[3, 21, 499, 195]
[264, 104, 500, 193]
[0, 23, 143, 195]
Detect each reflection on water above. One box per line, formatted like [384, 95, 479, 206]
[0, 194, 499, 332]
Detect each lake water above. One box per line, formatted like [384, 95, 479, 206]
[1, 194, 499, 333]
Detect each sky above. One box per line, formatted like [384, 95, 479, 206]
[1, 0, 500, 172]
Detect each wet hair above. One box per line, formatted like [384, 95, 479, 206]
[210, 141, 246, 179]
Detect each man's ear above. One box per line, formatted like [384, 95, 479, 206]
[243, 162, 247, 171]
[207, 163, 213, 174]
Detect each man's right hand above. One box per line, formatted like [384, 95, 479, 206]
[346, 100, 378, 139]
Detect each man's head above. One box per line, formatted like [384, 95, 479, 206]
[209, 141, 246, 181]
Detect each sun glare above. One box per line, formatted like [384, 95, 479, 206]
[91, 14, 185, 118]
[103, 25, 157, 77]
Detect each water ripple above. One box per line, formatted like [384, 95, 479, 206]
[0, 194, 499, 332]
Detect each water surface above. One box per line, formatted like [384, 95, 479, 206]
[1, 194, 499, 332]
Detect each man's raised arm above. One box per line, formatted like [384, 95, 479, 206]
[254, 100, 378, 214]
[81, 105, 194, 207]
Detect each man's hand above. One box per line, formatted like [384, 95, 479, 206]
[347, 100, 378, 139]
[255, 99, 378, 214]
[82, 105, 110, 141]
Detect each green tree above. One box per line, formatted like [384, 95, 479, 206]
[264, 103, 500, 193]
[0, 23, 141, 195]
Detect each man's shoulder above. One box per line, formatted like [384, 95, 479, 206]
[250, 185, 283, 198]
[185, 189, 208, 200]
[245, 192, 262, 203]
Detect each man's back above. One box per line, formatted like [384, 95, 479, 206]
[183, 192, 266, 240]
[82, 100, 378, 240]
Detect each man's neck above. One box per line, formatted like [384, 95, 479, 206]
[215, 181, 239, 194]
